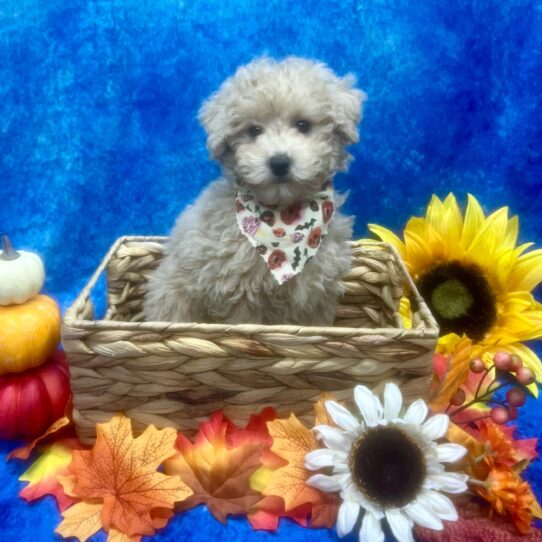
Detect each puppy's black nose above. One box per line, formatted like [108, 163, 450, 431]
[268, 154, 291, 177]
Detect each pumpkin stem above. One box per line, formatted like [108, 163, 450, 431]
[1, 234, 20, 261]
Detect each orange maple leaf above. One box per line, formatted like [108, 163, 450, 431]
[313, 392, 336, 426]
[163, 412, 266, 523]
[262, 413, 339, 528]
[8, 415, 74, 461]
[248, 495, 311, 530]
[248, 395, 339, 530]
[63, 414, 192, 538]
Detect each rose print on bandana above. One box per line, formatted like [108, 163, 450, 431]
[322, 200, 334, 223]
[268, 249, 287, 269]
[235, 181, 335, 285]
[280, 201, 303, 225]
[260, 210, 276, 226]
[307, 227, 322, 248]
[242, 216, 261, 236]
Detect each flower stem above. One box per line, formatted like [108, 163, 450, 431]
[455, 414, 491, 425]
[478, 382, 509, 400]
[449, 381, 510, 417]
[474, 364, 494, 400]
[468, 478, 486, 487]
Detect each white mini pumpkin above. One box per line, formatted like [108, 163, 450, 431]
[0, 235, 45, 305]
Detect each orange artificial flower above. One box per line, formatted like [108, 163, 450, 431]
[447, 421, 541, 533]
[476, 469, 535, 534]
[479, 422, 529, 470]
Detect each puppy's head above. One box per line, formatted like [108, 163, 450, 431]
[199, 57, 367, 205]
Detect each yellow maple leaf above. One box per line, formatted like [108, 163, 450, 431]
[107, 529, 141, 542]
[56, 502, 103, 542]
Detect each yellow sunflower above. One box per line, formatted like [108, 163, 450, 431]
[369, 194, 542, 384]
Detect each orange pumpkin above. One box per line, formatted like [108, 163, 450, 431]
[0, 294, 61, 375]
[0, 349, 71, 439]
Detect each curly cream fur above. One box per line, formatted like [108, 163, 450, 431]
[144, 57, 366, 325]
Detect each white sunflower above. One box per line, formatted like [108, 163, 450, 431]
[305, 383, 468, 542]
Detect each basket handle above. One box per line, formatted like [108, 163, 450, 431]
[339, 240, 438, 332]
[63, 236, 129, 323]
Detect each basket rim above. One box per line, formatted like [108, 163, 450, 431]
[62, 235, 439, 338]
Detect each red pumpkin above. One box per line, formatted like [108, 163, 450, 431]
[0, 349, 71, 440]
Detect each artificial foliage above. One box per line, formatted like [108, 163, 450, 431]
[163, 411, 267, 522]
[2, 0, 542, 538]
[11, 363, 542, 541]
[56, 414, 192, 539]
[5, 192, 542, 542]
[258, 413, 340, 528]
[370, 194, 542, 385]
[19, 442, 77, 512]
[8, 415, 72, 461]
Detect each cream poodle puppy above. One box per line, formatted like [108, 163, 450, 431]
[144, 57, 366, 325]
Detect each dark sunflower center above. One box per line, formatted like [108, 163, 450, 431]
[431, 278, 473, 319]
[416, 261, 497, 341]
[348, 426, 426, 508]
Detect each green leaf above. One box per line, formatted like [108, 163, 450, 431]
[295, 218, 316, 231]
[292, 247, 301, 270]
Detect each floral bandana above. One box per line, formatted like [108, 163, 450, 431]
[235, 181, 335, 284]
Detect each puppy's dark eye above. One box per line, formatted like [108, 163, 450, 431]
[295, 120, 312, 134]
[248, 125, 264, 138]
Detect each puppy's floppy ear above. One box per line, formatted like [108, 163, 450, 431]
[329, 74, 367, 145]
[198, 90, 231, 160]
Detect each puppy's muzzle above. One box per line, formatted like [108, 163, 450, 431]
[268, 153, 291, 178]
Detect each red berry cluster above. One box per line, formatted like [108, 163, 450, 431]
[448, 351, 535, 426]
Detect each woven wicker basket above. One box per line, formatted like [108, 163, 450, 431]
[62, 236, 439, 444]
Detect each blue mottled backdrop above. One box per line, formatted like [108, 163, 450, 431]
[1, 0, 541, 540]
